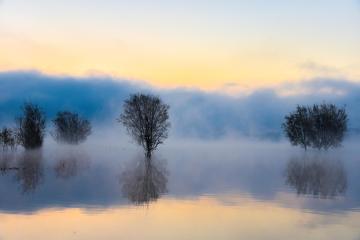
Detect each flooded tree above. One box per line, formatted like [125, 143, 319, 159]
[52, 111, 92, 144]
[309, 104, 348, 150]
[282, 106, 312, 150]
[16, 102, 46, 149]
[119, 93, 170, 160]
[0, 127, 17, 151]
[283, 103, 347, 150]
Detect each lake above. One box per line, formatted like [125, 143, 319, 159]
[0, 137, 359, 240]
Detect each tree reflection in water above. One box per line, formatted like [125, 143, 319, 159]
[54, 151, 90, 179]
[0, 151, 18, 174]
[285, 156, 347, 199]
[15, 150, 44, 194]
[120, 157, 168, 205]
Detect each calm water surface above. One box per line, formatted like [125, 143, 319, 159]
[1, 138, 360, 240]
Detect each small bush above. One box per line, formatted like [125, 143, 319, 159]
[283, 103, 348, 150]
[52, 111, 92, 144]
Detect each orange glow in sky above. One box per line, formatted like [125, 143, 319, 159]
[0, 0, 359, 91]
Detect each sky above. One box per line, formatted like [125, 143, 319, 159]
[0, 0, 359, 91]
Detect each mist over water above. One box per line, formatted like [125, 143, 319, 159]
[0, 0, 359, 236]
[0, 110, 359, 240]
[1, 72, 360, 239]
[0, 130, 359, 215]
[1, 134, 359, 239]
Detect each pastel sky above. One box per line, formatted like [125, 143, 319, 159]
[0, 0, 359, 91]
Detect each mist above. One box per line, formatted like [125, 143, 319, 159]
[0, 71, 359, 139]
[1, 70, 360, 213]
[0, 130, 359, 214]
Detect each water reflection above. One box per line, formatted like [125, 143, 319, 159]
[285, 156, 347, 198]
[120, 158, 168, 205]
[0, 151, 18, 173]
[54, 151, 90, 179]
[15, 150, 44, 194]
[0, 141, 358, 214]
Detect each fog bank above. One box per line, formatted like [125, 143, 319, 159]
[0, 71, 359, 139]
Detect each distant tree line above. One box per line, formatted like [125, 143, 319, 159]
[0, 95, 350, 156]
[0, 92, 353, 202]
[282, 103, 348, 150]
[0, 93, 171, 158]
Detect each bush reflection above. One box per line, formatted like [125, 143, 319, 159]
[285, 156, 347, 199]
[15, 150, 44, 194]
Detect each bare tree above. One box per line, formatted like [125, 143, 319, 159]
[0, 127, 17, 151]
[119, 93, 170, 160]
[52, 111, 92, 144]
[283, 103, 348, 150]
[16, 102, 46, 149]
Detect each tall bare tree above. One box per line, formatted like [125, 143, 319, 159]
[119, 93, 170, 160]
[52, 111, 92, 144]
[16, 102, 46, 149]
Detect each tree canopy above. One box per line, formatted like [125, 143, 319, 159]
[0, 127, 17, 151]
[52, 111, 92, 144]
[16, 102, 46, 149]
[283, 103, 348, 150]
[119, 93, 170, 159]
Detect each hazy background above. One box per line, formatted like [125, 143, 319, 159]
[0, 71, 359, 139]
[1, 2, 360, 239]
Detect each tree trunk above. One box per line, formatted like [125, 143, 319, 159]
[146, 149, 152, 162]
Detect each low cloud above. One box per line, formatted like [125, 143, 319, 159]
[299, 61, 343, 77]
[0, 71, 359, 139]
